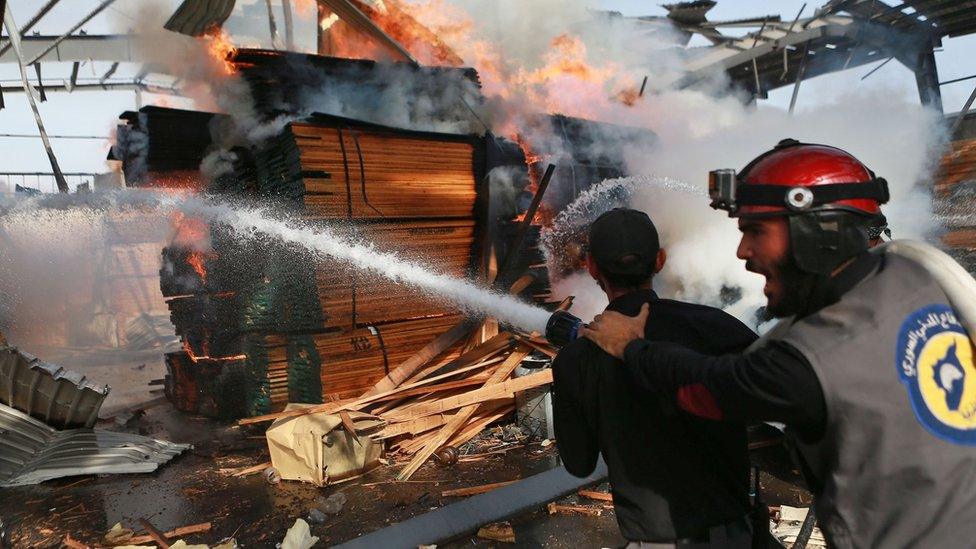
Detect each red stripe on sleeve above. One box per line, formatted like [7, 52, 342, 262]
[676, 383, 724, 420]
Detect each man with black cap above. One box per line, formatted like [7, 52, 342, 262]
[552, 208, 758, 548]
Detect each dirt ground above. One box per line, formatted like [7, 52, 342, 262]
[0, 348, 810, 548]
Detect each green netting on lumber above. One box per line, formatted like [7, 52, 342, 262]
[253, 132, 306, 203]
[240, 279, 276, 332]
[287, 335, 323, 404]
[242, 331, 274, 416]
[267, 244, 324, 332]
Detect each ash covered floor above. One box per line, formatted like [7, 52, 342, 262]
[1, 351, 810, 548]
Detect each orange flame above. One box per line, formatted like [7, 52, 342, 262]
[183, 338, 245, 363]
[186, 251, 208, 283]
[205, 27, 237, 76]
[170, 212, 216, 284]
[513, 137, 553, 225]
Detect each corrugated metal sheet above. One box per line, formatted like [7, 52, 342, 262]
[0, 403, 190, 487]
[0, 346, 109, 429]
[164, 0, 237, 37]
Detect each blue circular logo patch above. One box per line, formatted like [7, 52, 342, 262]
[897, 304, 976, 445]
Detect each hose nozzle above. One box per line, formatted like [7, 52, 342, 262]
[546, 310, 584, 348]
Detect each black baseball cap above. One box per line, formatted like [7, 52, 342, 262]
[588, 208, 660, 276]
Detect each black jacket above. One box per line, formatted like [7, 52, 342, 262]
[552, 289, 758, 542]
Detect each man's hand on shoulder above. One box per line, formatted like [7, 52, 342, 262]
[580, 303, 650, 360]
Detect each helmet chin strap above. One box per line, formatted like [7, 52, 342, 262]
[788, 211, 872, 275]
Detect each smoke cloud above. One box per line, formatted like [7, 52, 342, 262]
[542, 91, 945, 325]
[421, 0, 949, 326]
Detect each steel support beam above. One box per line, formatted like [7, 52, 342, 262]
[282, 0, 295, 50]
[2, 5, 67, 192]
[0, 0, 59, 57]
[0, 81, 181, 96]
[915, 45, 944, 113]
[25, 0, 117, 66]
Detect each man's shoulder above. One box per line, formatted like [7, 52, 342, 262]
[554, 336, 603, 368]
[654, 298, 749, 326]
[649, 298, 758, 350]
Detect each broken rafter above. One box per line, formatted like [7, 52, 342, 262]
[2, 5, 67, 192]
[317, 0, 418, 64]
[25, 0, 117, 66]
[0, 0, 60, 57]
[495, 163, 556, 286]
[363, 319, 477, 396]
[386, 367, 549, 423]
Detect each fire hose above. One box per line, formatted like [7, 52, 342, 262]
[881, 240, 976, 343]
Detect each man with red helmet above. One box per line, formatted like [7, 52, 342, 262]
[581, 139, 976, 547]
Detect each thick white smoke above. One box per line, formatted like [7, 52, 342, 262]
[545, 91, 945, 325]
[426, 0, 949, 325]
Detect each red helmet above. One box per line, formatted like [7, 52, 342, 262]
[708, 139, 891, 275]
[709, 139, 889, 218]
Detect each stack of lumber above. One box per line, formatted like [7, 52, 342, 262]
[934, 137, 976, 273]
[314, 220, 477, 328]
[164, 351, 248, 419]
[240, 314, 468, 415]
[110, 106, 219, 189]
[247, 114, 484, 220]
[156, 51, 562, 423]
[241, 326, 557, 480]
[160, 109, 491, 417]
[229, 49, 480, 130]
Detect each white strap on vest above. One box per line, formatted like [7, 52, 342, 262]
[880, 240, 976, 342]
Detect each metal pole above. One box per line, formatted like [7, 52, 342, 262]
[264, 0, 280, 49]
[282, 0, 295, 50]
[3, 4, 67, 192]
[0, 0, 59, 57]
[789, 42, 811, 114]
[941, 74, 976, 87]
[950, 83, 976, 138]
[494, 164, 556, 287]
[25, 0, 116, 66]
[860, 56, 894, 80]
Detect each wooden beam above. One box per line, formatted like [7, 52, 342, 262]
[362, 319, 476, 396]
[396, 349, 532, 480]
[387, 368, 550, 423]
[442, 480, 518, 497]
[239, 348, 503, 425]
[405, 331, 515, 384]
[137, 518, 171, 549]
[126, 522, 211, 546]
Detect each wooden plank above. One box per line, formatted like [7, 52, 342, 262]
[578, 490, 614, 502]
[362, 319, 476, 396]
[239, 346, 506, 425]
[127, 522, 212, 546]
[442, 480, 518, 497]
[388, 367, 550, 423]
[405, 332, 515, 384]
[137, 518, 171, 549]
[396, 349, 532, 480]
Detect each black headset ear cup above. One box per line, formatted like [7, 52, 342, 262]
[789, 212, 871, 275]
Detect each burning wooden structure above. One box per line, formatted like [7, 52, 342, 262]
[135, 49, 552, 418]
[101, 45, 645, 420]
